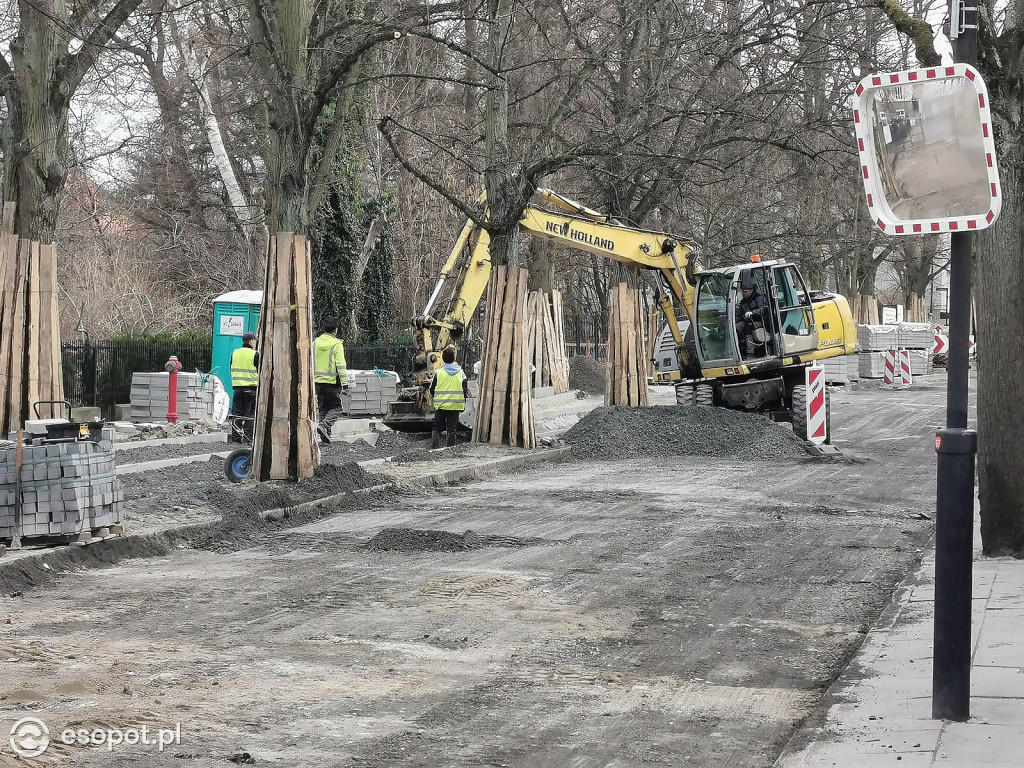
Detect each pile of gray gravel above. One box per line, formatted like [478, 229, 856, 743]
[563, 405, 807, 460]
[568, 355, 607, 395]
[362, 527, 483, 552]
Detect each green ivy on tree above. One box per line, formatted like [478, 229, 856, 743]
[311, 186, 397, 344]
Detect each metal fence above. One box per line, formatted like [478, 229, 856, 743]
[62, 339, 213, 417]
[563, 314, 608, 361]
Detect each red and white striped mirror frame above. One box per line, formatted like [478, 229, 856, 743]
[852, 63, 1001, 235]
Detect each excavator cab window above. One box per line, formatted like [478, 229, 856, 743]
[694, 273, 738, 365]
[773, 265, 818, 355]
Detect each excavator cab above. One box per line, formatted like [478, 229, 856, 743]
[692, 260, 820, 371]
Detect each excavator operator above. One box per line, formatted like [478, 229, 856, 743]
[735, 275, 771, 359]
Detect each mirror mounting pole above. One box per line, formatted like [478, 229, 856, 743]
[932, 0, 979, 724]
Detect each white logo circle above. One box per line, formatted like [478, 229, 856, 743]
[10, 717, 50, 758]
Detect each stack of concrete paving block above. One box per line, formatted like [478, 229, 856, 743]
[857, 324, 900, 352]
[898, 323, 934, 349]
[0, 426, 123, 540]
[847, 352, 861, 382]
[130, 372, 215, 421]
[341, 370, 401, 416]
[856, 323, 934, 378]
[821, 355, 852, 384]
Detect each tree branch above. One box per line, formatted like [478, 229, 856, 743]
[378, 115, 486, 227]
[873, 0, 942, 66]
[60, 0, 146, 95]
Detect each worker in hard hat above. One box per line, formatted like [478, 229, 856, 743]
[429, 347, 470, 449]
[229, 331, 260, 441]
[313, 317, 349, 444]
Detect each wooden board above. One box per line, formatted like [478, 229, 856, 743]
[551, 291, 569, 393]
[269, 232, 295, 479]
[0, 234, 15, 430]
[48, 243, 63, 403]
[37, 243, 54, 411]
[292, 235, 315, 480]
[252, 235, 278, 478]
[7, 240, 29, 429]
[489, 267, 517, 445]
[473, 269, 500, 443]
[1, 203, 14, 235]
[508, 270, 523, 446]
[25, 240, 41, 415]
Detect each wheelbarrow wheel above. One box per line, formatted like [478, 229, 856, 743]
[224, 448, 252, 483]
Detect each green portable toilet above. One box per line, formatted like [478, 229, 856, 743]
[212, 290, 263, 400]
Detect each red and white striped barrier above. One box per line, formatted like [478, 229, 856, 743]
[883, 348, 898, 387]
[933, 327, 949, 355]
[899, 348, 914, 388]
[806, 363, 827, 445]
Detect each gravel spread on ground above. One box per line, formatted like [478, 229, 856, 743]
[563, 405, 808, 460]
[361, 527, 542, 552]
[113, 420, 225, 442]
[116, 441, 230, 465]
[568, 355, 607, 395]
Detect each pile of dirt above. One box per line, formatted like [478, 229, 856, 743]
[362, 527, 482, 552]
[208, 461, 385, 519]
[362, 527, 545, 552]
[563, 405, 807, 460]
[568, 355, 606, 395]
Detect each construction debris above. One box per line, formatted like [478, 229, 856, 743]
[564, 405, 807, 460]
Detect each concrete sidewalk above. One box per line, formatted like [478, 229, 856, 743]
[777, 509, 1024, 767]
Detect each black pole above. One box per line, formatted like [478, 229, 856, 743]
[932, 0, 979, 722]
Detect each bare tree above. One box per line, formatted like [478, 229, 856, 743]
[0, 0, 145, 240]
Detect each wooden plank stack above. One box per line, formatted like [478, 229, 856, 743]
[474, 266, 535, 448]
[251, 232, 317, 481]
[605, 283, 650, 407]
[524, 290, 570, 394]
[0, 202, 65, 434]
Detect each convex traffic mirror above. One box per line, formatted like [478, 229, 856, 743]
[852, 63, 1001, 234]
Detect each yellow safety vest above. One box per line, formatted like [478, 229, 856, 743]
[433, 368, 466, 411]
[230, 346, 259, 388]
[314, 333, 349, 385]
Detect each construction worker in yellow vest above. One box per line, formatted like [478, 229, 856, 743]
[429, 347, 470, 448]
[313, 316, 349, 444]
[229, 331, 259, 441]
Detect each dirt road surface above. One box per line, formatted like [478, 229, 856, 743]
[0, 376, 956, 767]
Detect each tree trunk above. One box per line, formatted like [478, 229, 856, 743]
[526, 238, 555, 293]
[976, 133, 1024, 555]
[975, 16, 1024, 555]
[3, 2, 69, 243]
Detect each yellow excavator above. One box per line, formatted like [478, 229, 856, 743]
[384, 189, 856, 440]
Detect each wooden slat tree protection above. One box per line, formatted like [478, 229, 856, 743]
[605, 283, 650, 407]
[524, 290, 570, 394]
[251, 232, 317, 481]
[0, 203, 65, 433]
[474, 266, 535, 448]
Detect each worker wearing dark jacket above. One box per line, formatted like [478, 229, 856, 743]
[229, 331, 259, 441]
[429, 347, 470, 448]
[735, 283, 771, 358]
[313, 317, 349, 444]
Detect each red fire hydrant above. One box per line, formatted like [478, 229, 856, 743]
[165, 355, 182, 424]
